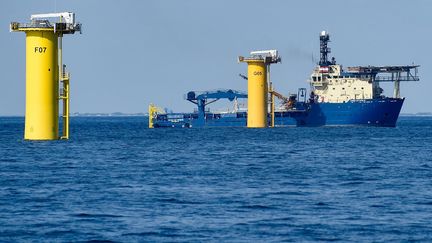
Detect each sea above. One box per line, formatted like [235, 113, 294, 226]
[1, 116, 432, 242]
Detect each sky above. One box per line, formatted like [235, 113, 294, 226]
[1, 0, 430, 115]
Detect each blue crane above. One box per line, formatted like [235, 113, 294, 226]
[186, 89, 247, 126]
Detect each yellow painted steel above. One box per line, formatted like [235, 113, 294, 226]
[24, 30, 59, 140]
[148, 104, 165, 128]
[58, 36, 70, 140]
[60, 72, 70, 139]
[148, 104, 156, 128]
[269, 83, 275, 128]
[12, 13, 81, 140]
[240, 59, 268, 128]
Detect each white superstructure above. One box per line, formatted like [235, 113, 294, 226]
[309, 31, 419, 104]
[309, 64, 381, 103]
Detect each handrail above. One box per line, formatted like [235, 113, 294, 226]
[375, 76, 419, 82]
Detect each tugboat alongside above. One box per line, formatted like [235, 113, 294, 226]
[150, 31, 419, 128]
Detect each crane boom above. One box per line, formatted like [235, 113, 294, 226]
[269, 90, 288, 101]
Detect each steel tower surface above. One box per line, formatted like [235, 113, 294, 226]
[11, 12, 81, 140]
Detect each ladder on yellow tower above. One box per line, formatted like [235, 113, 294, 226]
[59, 66, 70, 139]
[10, 12, 81, 140]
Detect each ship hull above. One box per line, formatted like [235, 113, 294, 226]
[294, 98, 404, 127]
[153, 98, 404, 128]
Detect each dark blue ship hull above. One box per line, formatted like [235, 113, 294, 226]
[294, 97, 405, 127]
[153, 98, 404, 128]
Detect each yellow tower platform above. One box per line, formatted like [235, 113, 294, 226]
[11, 12, 81, 140]
[239, 50, 281, 128]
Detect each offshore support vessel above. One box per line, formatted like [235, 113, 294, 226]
[149, 31, 419, 128]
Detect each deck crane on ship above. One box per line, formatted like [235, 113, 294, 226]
[149, 31, 420, 128]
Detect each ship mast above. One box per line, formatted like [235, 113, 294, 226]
[319, 31, 335, 66]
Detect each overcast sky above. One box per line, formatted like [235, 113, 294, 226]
[1, 0, 430, 115]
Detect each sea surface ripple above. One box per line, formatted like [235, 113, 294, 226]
[1, 116, 432, 242]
